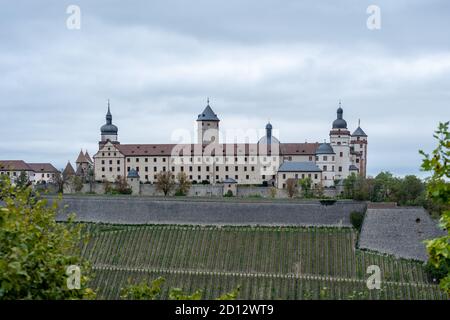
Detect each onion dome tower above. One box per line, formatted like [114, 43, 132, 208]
[100, 100, 118, 143]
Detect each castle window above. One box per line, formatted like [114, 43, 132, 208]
[338, 142, 341, 145]
[225, 175, 229, 179]
[163, 158, 166, 162]
[244, 166, 247, 172]
[109, 160, 112, 165]
[235, 157, 238, 162]
[108, 147, 111, 151]
[216, 166, 219, 171]
[181, 167, 184, 172]
[308, 174, 311, 178]
[225, 166, 229, 172]
[154, 175, 157, 179]
[251, 166, 255, 172]
[295, 174, 298, 179]
[154, 167, 157, 172]
[315, 156, 319, 161]
[101, 160, 105, 165]
[206, 175, 210, 180]
[324, 176, 327, 180]
[198, 166, 201, 171]
[136, 158, 139, 162]
[189, 175, 192, 180]
[315, 174, 318, 179]
[117, 160, 120, 164]
[339, 166, 342, 172]
[114, 153, 116, 156]
[332, 156, 335, 161]
[198, 175, 201, 180]
[324, 165, 327, 171]
[102, 153, 105, 156]
[302, 174, 305, 178]
[109, 167, 112, 172]
[216, 175, 219, 180]
[162, 167, 166, 172]
[309, 156, 312, 161]
[262, 175, 266, 179]
[127, 158, 130, 162]
[145, 158, 148, 162]
[206, 166, 210, 172]
[235, 175, 238, 179]
[102, 167, 105, 172]
[235, 166, 238, 171]
[117, 167, 120, 172]
[108, 153, 111, 156]
[145, 167, 148, 172]
[356, 159, 360, 163]
[171, 167, 175, 172]
[145, 175, 148, 180]
[323, 156, 328, 161]
[136, 167, 139, 172]
[283, 174, 286, 179]
[189, 166, 192, 172]
[340, 152, 343, 157]
[154, 158, 157, 162]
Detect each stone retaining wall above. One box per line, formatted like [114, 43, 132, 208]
[53, 195, 367, 226]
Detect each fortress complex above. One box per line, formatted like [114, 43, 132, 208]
[90, 100, 367, 189]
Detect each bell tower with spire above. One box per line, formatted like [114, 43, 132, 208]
[329, 101, 351, 181]
[197, 98, 220, 145]
[100, 99, 119, 144]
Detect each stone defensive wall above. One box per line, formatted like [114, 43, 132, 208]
[51, 195, 367, 226]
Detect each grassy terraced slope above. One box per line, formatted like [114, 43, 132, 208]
[82, 224, 447, 300]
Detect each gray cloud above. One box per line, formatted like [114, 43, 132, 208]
[0, 1, 449, 176]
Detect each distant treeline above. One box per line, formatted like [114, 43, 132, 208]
[341, 171, 448, 217]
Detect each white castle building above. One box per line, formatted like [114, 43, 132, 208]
[93, 100, 367, 190]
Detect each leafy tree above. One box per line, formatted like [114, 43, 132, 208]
[285, 178, 298, 198]
[269, 186, 277, 198]
[175, 172, 191, 196]
[120, 278, 239, 300]
[120, 277, 165, 300]
[169, 288, 203, 300]
[114, 176, 132, 194]
[52, 173, 67, 194]
[397, 175, 425, 205]
[155, 171, 175, 196]
[0, 176, 95, 299]
[421, 122, 450, 295]
[299, 177, 312, 198]
[15, 171, 29, 189]
[71, 175, 84, 193]
[343, 173, 357, 199]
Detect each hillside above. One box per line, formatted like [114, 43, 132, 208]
[82, 224, 447, 300]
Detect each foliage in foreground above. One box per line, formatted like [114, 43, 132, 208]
[120, 278, 239, 300]
[0, 176, 95, 299]
[421, 122, 450, 295]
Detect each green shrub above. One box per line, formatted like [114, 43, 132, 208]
[350, 211, 365, 231]
[224, 190, 234, 197]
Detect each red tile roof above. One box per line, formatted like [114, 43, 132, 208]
[114, 143, 319, 156]
[28, 163, 60, 173]
[0, 160, 33, 171]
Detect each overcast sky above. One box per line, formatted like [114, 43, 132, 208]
[0, 0, 449, 177]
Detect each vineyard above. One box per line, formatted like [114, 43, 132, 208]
[81, 224, 447, 300]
